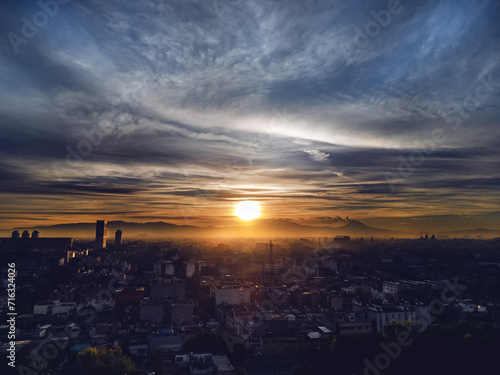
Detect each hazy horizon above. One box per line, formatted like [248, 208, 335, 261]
[2, 216, 499, 240]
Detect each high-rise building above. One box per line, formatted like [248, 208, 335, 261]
[32, 230, 40, 238]
[22, 230, 30, 239]
[95, 220, 107, 249]
[115, 230, 122, 246]
[11, 230, 20, 239]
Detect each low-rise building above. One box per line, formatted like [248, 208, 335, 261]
[336, 321, 373, 335]
[215, 286, 252, 306]
[368, 305, 416, 332]
[33, 301, 77, 315]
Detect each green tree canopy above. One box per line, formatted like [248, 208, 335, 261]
[77, 346, 136, 375]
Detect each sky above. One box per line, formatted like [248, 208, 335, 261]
[1, 0, 500, 232]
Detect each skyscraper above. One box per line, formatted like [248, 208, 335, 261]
[95, 220, 107, 249]
[115, 230, 122, 246]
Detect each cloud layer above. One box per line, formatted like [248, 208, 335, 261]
[0, 0, 499, 230]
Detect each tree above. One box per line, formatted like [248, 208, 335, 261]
[77, 346, 136, 375]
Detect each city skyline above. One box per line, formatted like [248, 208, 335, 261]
[1, 0, 500, 231]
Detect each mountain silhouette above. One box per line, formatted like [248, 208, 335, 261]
[1, 219, 412, 239]
[333, 220, 407, 238]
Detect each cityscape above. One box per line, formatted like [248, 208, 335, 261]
[1, 0, 500, 374]
[1, 220, 499, 374]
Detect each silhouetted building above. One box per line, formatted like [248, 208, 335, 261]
[32, 230, 40, 238]
[15, 249, 59, 274]
[95, 220, 107, 249]
[22, 230, 30, 239]
[11, 230, 19, 239]
[0, 236, 73, 252]
[115, 229, 122, 246]
[334, 235, 350, 244]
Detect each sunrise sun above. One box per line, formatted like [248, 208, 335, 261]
[234, 201, 261, 221]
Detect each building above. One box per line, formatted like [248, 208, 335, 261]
[185, 260, 197, 278]
[153, 260, 175, 276]
[148, 335, 185, 353]
[383, 280, 445, 296]
[383, 281, 409, 295]
[128, 336, 148, 359]
[150, 279, 185, 300]
[114, 230, 122, 246]
[140, 299, 164, 324]
[334, 235, 351, 244]
[66, 249, 89, 263]
[33, 301, 77, 315]
[213, 355, 235, 375]
[336, 321, 373, 335]
[0, 236, 73, 252]
[171, 302, 194, 325]
[368, 305, 416, 332]
[95, 220, 107, 249]
[15, 249, 60, 274]
[175, 353, 234, 375]
[215, 286, 252, 306]
[115, 287, 145, 307]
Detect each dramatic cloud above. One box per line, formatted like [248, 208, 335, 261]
[0, 0, 499, 230]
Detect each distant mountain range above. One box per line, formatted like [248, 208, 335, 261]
[1, 219, 411, 239]
[1, 219, 498, 239]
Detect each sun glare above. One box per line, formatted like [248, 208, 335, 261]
[234, 201, 261, 221]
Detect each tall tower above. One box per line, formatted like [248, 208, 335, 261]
[95, 220, 107, 249]
[115, 230, 122, 246]
[269, 240, 273, 263]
